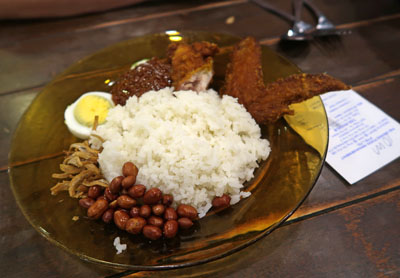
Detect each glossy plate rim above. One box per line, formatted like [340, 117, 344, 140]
[8, 30, 328, 271]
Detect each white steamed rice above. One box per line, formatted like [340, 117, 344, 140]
[90, 87, 270, 217]
[113, 237, 127, 254]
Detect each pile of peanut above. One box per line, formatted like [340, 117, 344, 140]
[79, 162, 198, 240]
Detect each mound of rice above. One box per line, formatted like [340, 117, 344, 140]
[90, 87, 270, 217]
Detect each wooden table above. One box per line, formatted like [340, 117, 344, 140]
[1, 1, 399, 277]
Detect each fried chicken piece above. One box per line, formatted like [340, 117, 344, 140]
[221, 37, 265, 106]
[167, 41, 219, 91]
[111, 58, 172, 106]
[221, 37, 350, 124]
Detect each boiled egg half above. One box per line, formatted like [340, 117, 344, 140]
[64, 91, 114, 139]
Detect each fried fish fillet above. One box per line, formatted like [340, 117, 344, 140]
[167, 41, 219, 91]
[249, 73, 351, 123]
[221, 37, 351, 124]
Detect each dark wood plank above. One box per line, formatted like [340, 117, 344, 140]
[290, 161, 399, 221]
[120, 189, 400, 277]
[1, 71, 397, 278]
[2, 169, 398, 278]
[1, 2, 399, 278]
[269, 16, 400, 84]
[356, 76, 400, 121]
[288, 76, 400, 221]
[307, 0, 400, 24]
[1, 0, 399, 46]
[1, 72, 399, 218]
[0, 172, 118, 278]
[0, 1, 269, 95]
[1, 75, 398, 277]
[0, 0, 240, 46]
[1, 1, 400, 94]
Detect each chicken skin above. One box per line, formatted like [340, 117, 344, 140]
[167, 41, 219, 91]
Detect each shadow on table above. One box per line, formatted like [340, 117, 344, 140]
[108, 224, 301, 278]
[276, 35, 345, 60]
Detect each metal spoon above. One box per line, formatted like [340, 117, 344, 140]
[250, 0, 313, 41]
[282, 0, 314, 40]
[250, 0, 350, 40]
[303, 0, 351, 36]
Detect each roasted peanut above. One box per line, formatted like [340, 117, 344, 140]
[163, 220, 178, 238]
[121, 175, 136, 188]
[143, 188, 162, 205]
[79, 197, 95, 209]
[178, 217, 193, 229]
[74, 160, 204, 241]
[176, 204, 198, 220]
[102, 208, 114, 224]
[109, 199, 118, 209]
[143, 225, 162, 240]
[139, 204, 151, 218]
[122, 162, 138, 177]
[128, 184, 146, 198]
[87, 185, 103, 199]
[104, 187, 118, 201]
[164, 207, 178, 220]
[109, 176, 124, 194]
[162, 194, 174, 206]
[113, 210, 130, 230]
[126, 217, 146, 235]
[87, 199, 109, 219]
[117, 195, 136, 209]
[212, 194, 231, 208]
[148, 216, 164, 227]
[129, 206, 140, 218]
[152, 204, 165, 216]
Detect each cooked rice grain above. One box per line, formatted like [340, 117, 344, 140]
[90, 88, 270, 217]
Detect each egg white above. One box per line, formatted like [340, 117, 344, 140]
[64, 91, 113, 139]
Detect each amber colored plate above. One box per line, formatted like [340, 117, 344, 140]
[8, 31, 328, 270]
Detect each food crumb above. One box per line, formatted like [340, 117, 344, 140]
[225, 16, 235, 24]
[72, 216, 79, 221]
[113, 237, 127, 254]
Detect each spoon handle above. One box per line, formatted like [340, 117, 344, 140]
[303, 0, 324, 17]
[250, 0, 295, 22]
[293, 0, 304, 23]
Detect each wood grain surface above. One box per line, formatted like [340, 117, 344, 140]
[1, 0, 399, 277]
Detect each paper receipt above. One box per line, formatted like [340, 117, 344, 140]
[321, 89, 400, 184]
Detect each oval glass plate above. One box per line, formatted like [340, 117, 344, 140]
[8, 31, 328, 270]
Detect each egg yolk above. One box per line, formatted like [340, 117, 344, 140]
[73, 95, 112, 127]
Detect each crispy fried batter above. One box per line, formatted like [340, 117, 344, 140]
[251, 73, 351, 123]
[167, 41, 219, 91]
[221, 37, 350, 124]
[221, 37, 265, 106]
